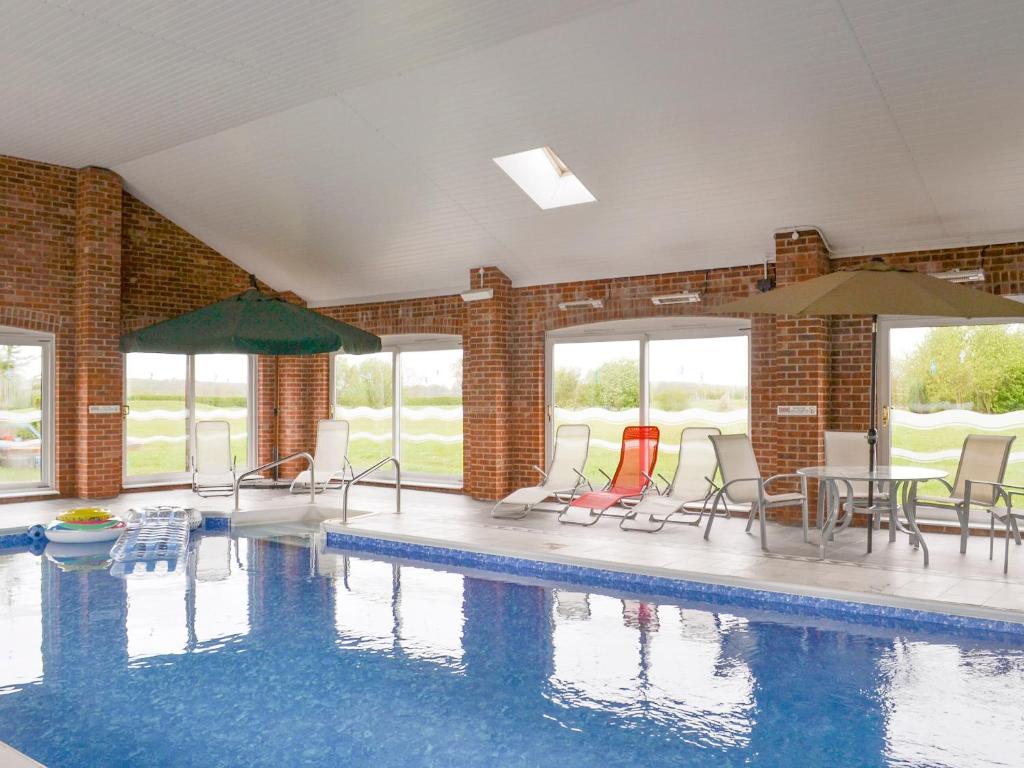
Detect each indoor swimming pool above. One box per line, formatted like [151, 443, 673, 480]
[1, 529, 1022, 767]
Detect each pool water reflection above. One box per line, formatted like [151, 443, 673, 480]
[1, 532, 1022, 767]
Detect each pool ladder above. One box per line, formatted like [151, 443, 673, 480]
[233, 451, 400, 523]
[234, 451, 315, 510]
[342, 456, 401, 523]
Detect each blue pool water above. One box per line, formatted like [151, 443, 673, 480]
[1, 530, 1023, 768]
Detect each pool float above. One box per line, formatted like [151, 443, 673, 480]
[44, 507, 125, 544]
[45, 541, 114, 572]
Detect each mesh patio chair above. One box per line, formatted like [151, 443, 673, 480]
[558, 426, 660, 526]
[491, 424, 590, 518]
[619, 427, 721, 532]
[192, 420, 236, 497]
[821, 430, 889, 538]
[290, 419, 354, 493]
[703, 433, 807, 551]
[911, 434, 1015, 554]
[964, 480, 1023, 574]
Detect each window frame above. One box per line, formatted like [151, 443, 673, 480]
[122, 353, 258, 487]
[0, 326, 55, 495]
[329, 335, 463, 487]
[544, 319, 751, 467]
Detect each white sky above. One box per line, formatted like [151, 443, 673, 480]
[553, 336, 749, 387]
[125, 353, 247, 383]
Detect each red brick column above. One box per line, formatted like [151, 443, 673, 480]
[74, 167, 123, 498]
[769, 230, 831, 518]
[463, 267, 513, 500]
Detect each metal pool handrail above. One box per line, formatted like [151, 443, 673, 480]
[234, 452, 315, 510]
[342, 456, 400, 523]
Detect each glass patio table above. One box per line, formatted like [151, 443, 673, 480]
[796, 465, 947, 565]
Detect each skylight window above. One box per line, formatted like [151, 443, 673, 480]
[493, 147, 596, 210]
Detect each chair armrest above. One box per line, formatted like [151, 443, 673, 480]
[965, 479, 1019, 509]
[643, 471, 663, 495]
[597, 468, 613, 490]
[572, 468, 593, 492]
[532, 464, 548, 481]
[932, 477, 955, 495]
[763, 473, 806, 493]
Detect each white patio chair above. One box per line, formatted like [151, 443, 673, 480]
[192, 420, 236, 497]
[911, 434, 1015, 554]
[491, 424, 590, 518]
[964, 480, 1023, 574]
[703, 433, 808, 551]
[619, 427, 722, 532]
[822, 430, 889, 538]
[290, 419, 353, 493]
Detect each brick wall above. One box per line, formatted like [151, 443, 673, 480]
[5, 151, 1024, 513]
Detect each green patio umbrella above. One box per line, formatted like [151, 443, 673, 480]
[120, 276, 381, 355]
[709, 259, 1024, 500]
[120, 275, 381, 481]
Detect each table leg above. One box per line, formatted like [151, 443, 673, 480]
[821, 479, 840, 560]
[867, 499, 874, 554]
[905, 479, 929, 567]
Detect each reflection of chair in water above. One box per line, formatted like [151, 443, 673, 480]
[192, 420, 236, 497]
[621, 600, 660, 632]
[553, 590, 591, 620]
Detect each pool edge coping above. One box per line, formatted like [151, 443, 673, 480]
[320, 524, 1024, 637]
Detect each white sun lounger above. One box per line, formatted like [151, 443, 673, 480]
[619, 427, 722, 532]
[491, 424, 590, 518]
[192, 420, 236, 497]
[290, 419, 353, 493]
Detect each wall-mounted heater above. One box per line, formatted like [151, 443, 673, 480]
[460, 288, 494, 302]
[558, 298, 603, 311]
[651, 291, 701, 306]
[932, 268, 985, 284]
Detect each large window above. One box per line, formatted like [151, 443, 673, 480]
[883, 319, 1024, 493]
[0, 328, 54, 493]
[124, 353, 255, 483]
[548, 323, 749, 481]
[332, 339, 462, 484]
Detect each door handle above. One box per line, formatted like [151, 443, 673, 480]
[121, 404, 130, 417]
[881, 405, 890, 427]
[546, 405, 553, 422]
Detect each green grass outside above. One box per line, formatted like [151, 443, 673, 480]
[125, 398, 248, 477]
[339, 406, 463, 480]
[0, 405, 41, 485]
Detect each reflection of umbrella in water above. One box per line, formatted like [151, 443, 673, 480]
[120, 275, 381, 477]
[710, 259, 1024, 503]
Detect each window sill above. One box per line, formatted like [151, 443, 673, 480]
[0, 488, 60, 503]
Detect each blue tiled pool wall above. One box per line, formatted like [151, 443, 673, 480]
[324, 530, 1024, 638]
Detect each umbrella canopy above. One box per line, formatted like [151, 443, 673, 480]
[120, 281, 381, 356]
[708, 259, 1024, 496]
[711, 259, 1024, 319]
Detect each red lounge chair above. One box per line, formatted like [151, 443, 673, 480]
[558, 425, 660, 526]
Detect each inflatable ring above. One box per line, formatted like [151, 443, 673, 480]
[58, 507, 114, 523]
[45, 519, 125, 544]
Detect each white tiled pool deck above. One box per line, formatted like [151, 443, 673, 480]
[4, 484, 1024, 625]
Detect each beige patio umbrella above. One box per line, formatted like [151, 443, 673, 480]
[709, 258, 1024, 500]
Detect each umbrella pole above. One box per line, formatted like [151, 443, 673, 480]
[273, 358, 280, 482]
[867, 315, 878, 508]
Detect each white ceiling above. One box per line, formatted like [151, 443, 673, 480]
[5, 0, 1024, 304]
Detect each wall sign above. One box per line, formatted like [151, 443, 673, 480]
[88, 405, 122, 415]
[777, 405, 817, 416]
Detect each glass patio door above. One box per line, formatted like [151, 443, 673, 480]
[550, 339, 641, 478]
[546, 325, 750, 482]
[332, 341, 463, 485]
[0, 330, 53, 493]
[882, 320, 1024, 493]
[124, 353, 255, 484]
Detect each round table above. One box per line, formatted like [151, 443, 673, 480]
[796, 465, 947, 565]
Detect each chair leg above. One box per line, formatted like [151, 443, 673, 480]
[990, 512, 996, 561]
[957, 504, 970, 555]
[1006, 517, 1012, 575]
[703, 494, 723, 541]
[745, 506, 756, 533]
[558, 506, 604, 526]
[619, 512, 668, 533]
[758, 502, 768, 551]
